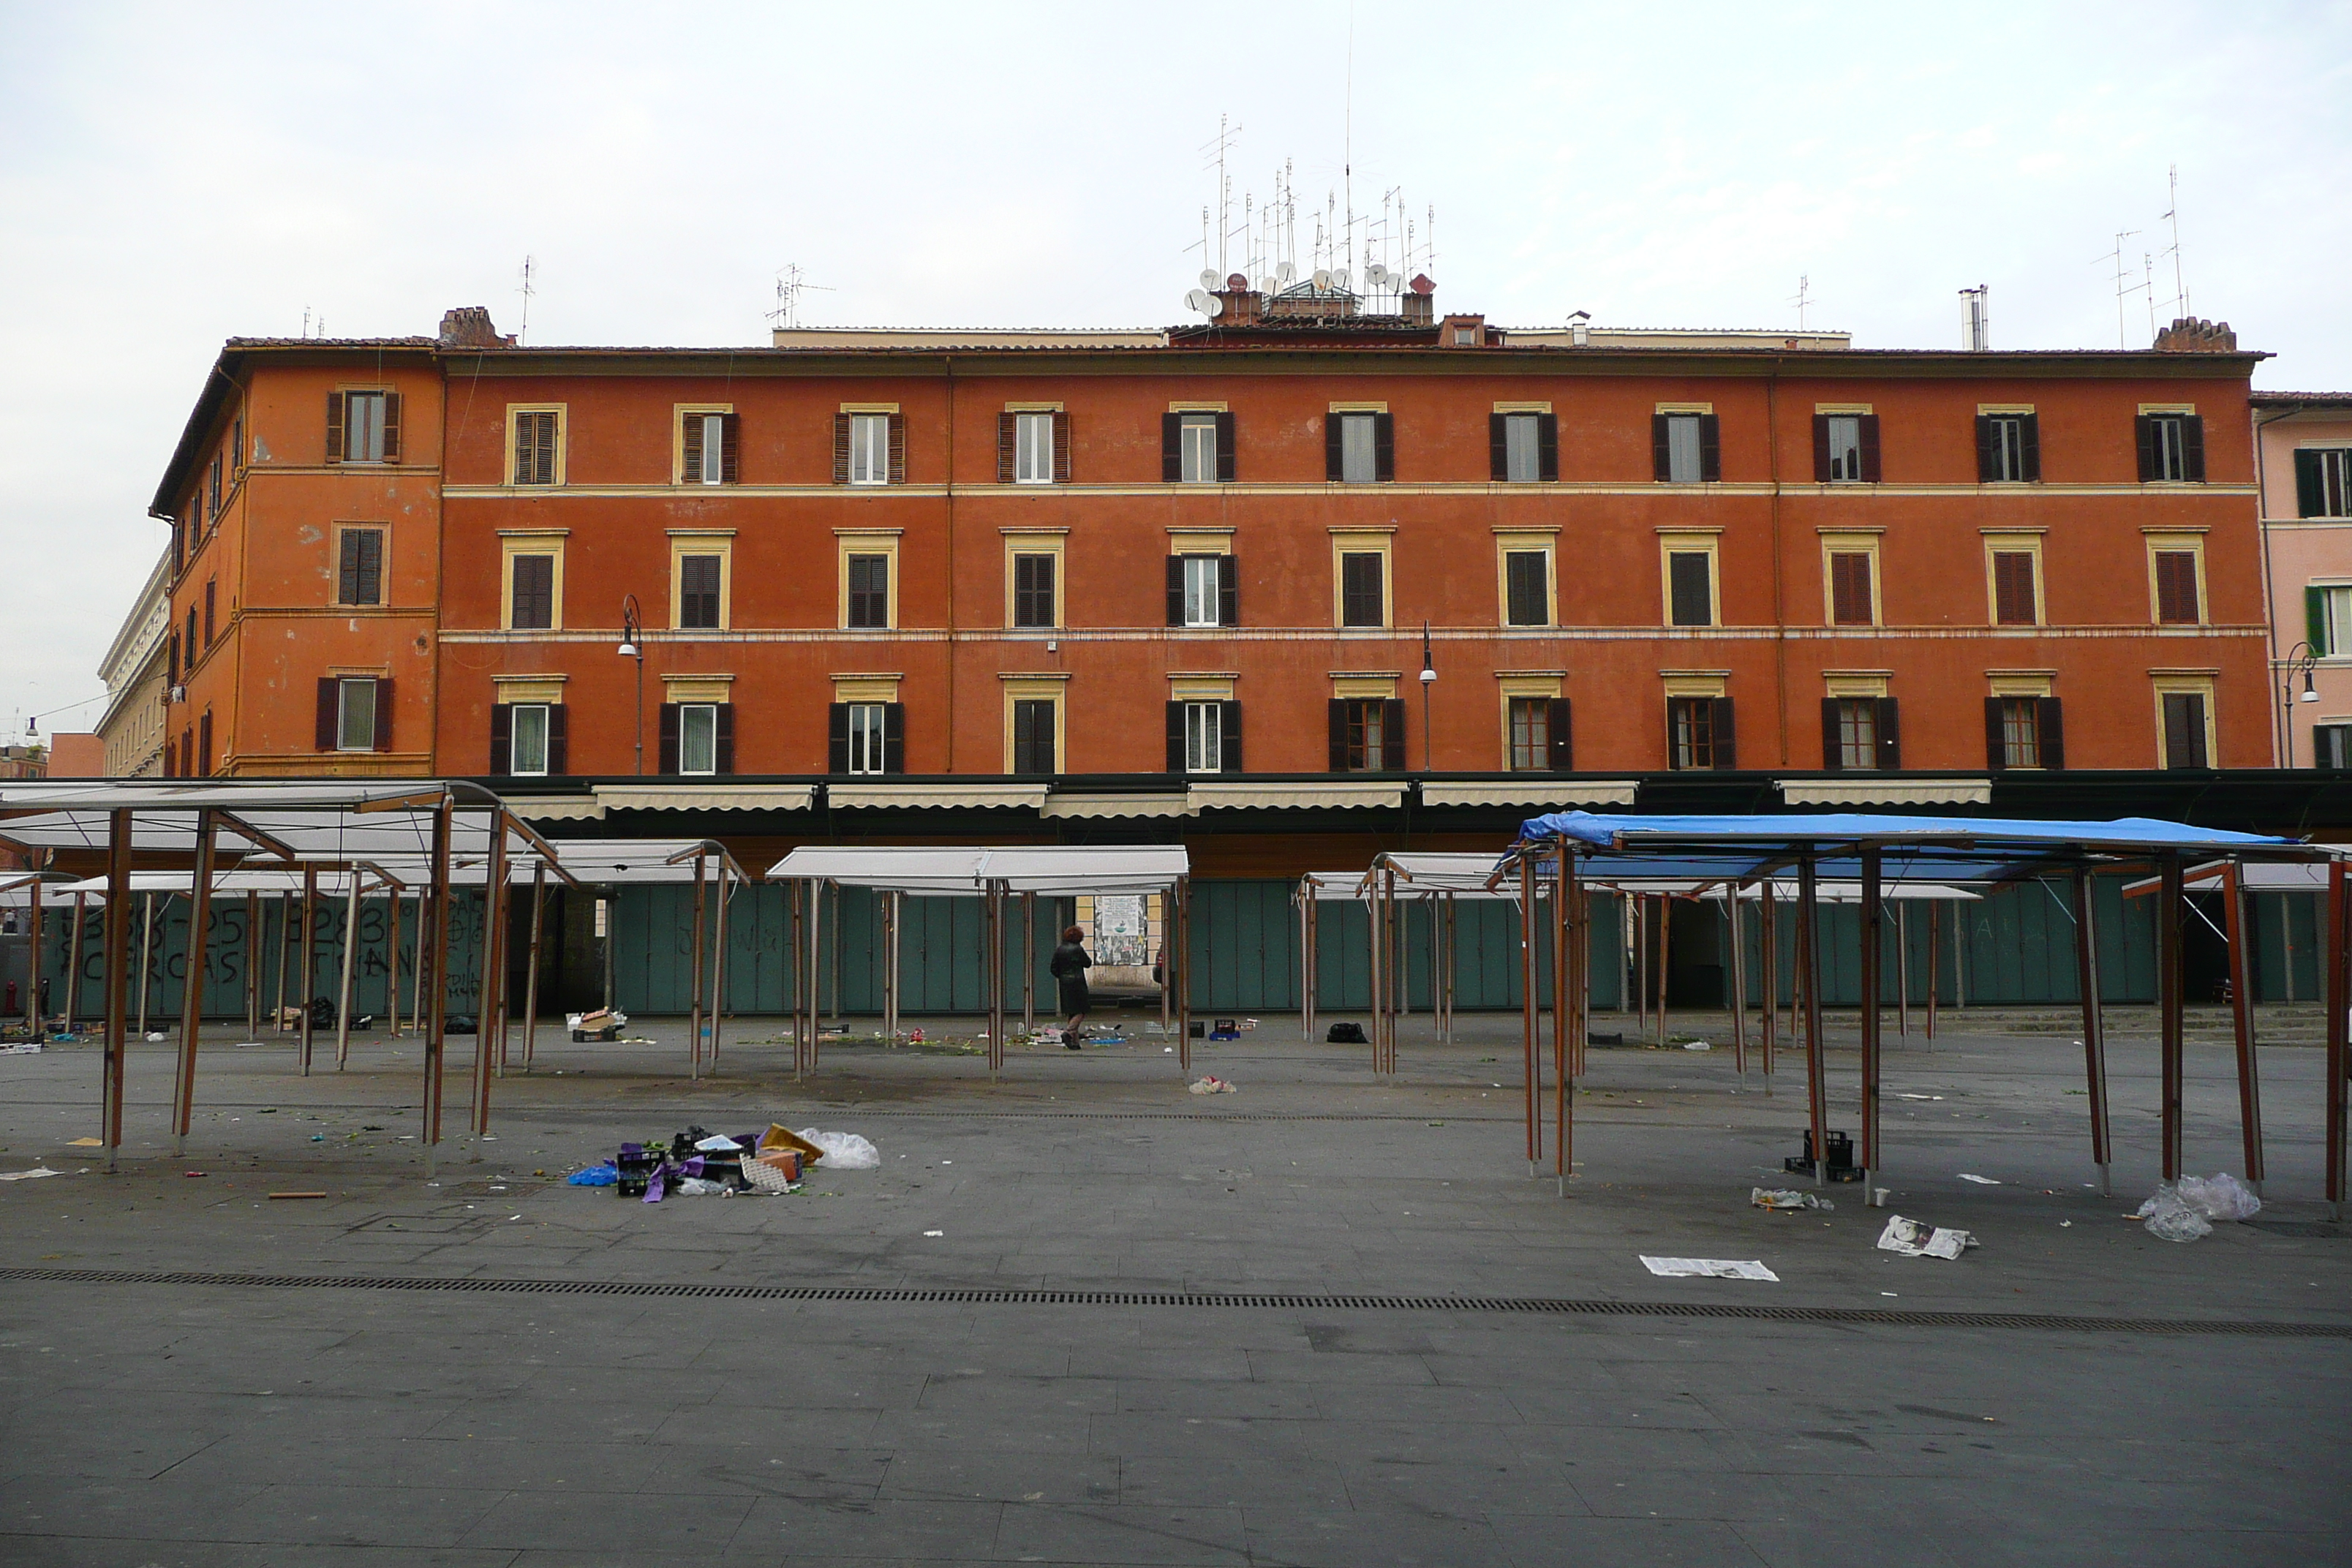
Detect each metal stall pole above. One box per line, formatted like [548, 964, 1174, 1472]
[687, 851, 708, 1079]
[24, 867, 42, 1036]
[335, 872, 360, 1070]
[789, 880, 805, 1079]
[1175, 875, 1192, 1075]
[1729, 886, 1749, 1079]
[1896, 902, 1909, 1040]
[1926, 900, 1939, 1042]
[2223, 862, 2264, 1194]
[272, 891, 290, 1032]
[101, 809, 133, 1172]
[984, 880, 1004, 1076]
[1518, 849, 1539, 1176]
[479, 825, 510, 1109]
[885, 889, 901, 1044]
[521, 862, 546, 1071]
[298, 867, 317, 1075]
[67, 892, 86, 1033]
[1760, 879, 1777, 1094]
[1654, 893, 1670, 1047]
[2072, 866, 2114, 1197]
[2323, 856, 2348, 1221]
[1634, 894, 1647, 1034]
[810, 875, 826, 1072]
[1858, 845, 1883, 1202]
[136, 892, 157, 1038]
[1556, 845, 1575, 1193]
[1365, 872, 1384, 1075]
[708, 860, 731, 1074]
[385, 886, 402, 1038]
[2158, 855, 2186, 1184]
[412, 889, 430, 1040]
[828, 882, 841, 1032]
[171, 810, 219, 1157]
[1799, 855, 1827, 1184]
[421, 797, 455, 1167]
[1301, 886, 1316, 1044]
[1022, 889, 1036, 1039]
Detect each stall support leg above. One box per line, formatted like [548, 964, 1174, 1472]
[136, 892, 157, 1039]
[1729, 889, 1749, 1079]
[521, 864, 546, 1072]
[24, 868, 42, 1037]
[1556, 851, 1575, 1193]
[1896, 902, 1910, 1041]
[1635, 895, 1647, 1034]
[67, 892, 87, 1033]
[808, 877, 823, 1073]
[1859, 848, 1883, 1201]
[687, 853, 707, 1081]
[2073, 867, 2113, 1197]
[2223, 864, 2264, 1192]
[1760, 881, 1776, 1095]
[101, 810, 132, 1172]
[2159, 855, 2186, 1184]
[414, 891, 431, 1039]
[1022, 891, 1035, 1038]
[171, 810, 218, 1157]
[1655, 894, 1671, 1048]
[1800, 856, 1826, 1185]
[885, 890, 900, 1044]
[472, 823, 508, 1140]
[1175, 877, 1192, 1076]
[1926, 900, 1939, 1044]
[422, 799, 454, 1169]
[335, 875, 359, 1071]
[2323, 858, 2348, 1221]
[1519, 852, 1538, 1177]
[299, 870, 317, 1076]
[709, 863, 731, 1074]
[385, 889, 402, 1039]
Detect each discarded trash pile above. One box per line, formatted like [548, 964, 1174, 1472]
[1876, 1213, 1978, 1259]
[566, 1009, 627, 1042]
[566, 1123, 878, 1202]
[2132, 1172, 2261, 1243]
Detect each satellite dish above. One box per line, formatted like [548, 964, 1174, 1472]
[1276, 260, 1297, 284]
[1256, 276, 1274, 294]
[1333, 268, 1350, 293]
[1204, 294, 1224, 317]
[1185, 289, 1212, 314]
[1365, 263, 1390, 287]
[1199, 269, 1220, 289]
[1312, 268, 1333, 290]
[1226, 272, 1249, 290]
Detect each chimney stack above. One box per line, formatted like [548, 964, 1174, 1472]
[437, 306, 513, 349]
[2152, 316, 2236, 353]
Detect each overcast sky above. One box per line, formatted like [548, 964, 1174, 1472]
[4, 1, 2348, 747]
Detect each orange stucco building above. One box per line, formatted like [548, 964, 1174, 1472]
[151, 293, 2281, 817]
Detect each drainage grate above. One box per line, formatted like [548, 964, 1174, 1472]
[1, 1266, 2343, 1338]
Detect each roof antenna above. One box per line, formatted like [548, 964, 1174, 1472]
[1788, 274, 1811, 331]
[1199, 115, 1243, 277]
[2160, 164, 2189, 319]
[767, 263, 832, 330]
[1342, 9, 1354, 280]
[2098, 231, 2143, 348]
[517, 255, 536, 346]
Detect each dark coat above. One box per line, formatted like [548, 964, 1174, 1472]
[1048, 941, 1093, 1015]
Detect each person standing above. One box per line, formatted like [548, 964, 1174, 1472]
[1049, 924, 1092, 1049]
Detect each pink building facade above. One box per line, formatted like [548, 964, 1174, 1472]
[2256, 393, 2352, 767]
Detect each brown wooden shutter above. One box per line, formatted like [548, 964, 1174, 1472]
[1651, 413, 1672, 481]
[2135, 414, 2157, 481]
[315, 679, 337, 751]
[1489, 413, 1509, 480]
[1328, 700, 1350, 772]
[1821, 698, 1844, 770]
[1373, 412, 1395, 481]
[546, 704, 568, 774]
[2297, 451, 2326, 518]
[1546, 697, 1573, 772]
[203, 579, 216, 647]
[1161, 412, 1182, 481]
[2019, 413, 2040, 480]
[1215, 412, 1235, 481]
[1166, 556, 1186, 625]
[198, 709, 212, 776]
[1537, 413, 1559, 482]
[1166, 701, 1186, 772]
[380, 393, 402, 463]
[2155, 552, 2198, 623]
[997, 412, 1017, 484]
[1220, 701, 1242, 773]
[1875, 696, 1900, 770]
[1325, 414, 1344, 481]
[1710, 696, 1736, 769]
[490, 704, 513, 773]
[658, 704, 680, 774]
[682, 414, 704, 482]
[883, 702, 905, 774]
[1052, 411, 1071, 483]
[1698, 414, 1722, 481]
[1993, 552, 2035, 625]
[325, 393, 344, 464]
[2181, 415, 2206, 481]
[1975, 415, 1997, 481]
[1858, 414, 1882, 483]
[1382, 698, 1407, 772]
[1218, 554, 1238, 626]
[2037, 697, 2065, 770]
[372, 678, 393, 751]
[827, 704, 849, 774]
[886, 412, 906, 484]
[1811, 414, 1832, 483]
[833, 413, 851, 484]
[720, 413, 739, 483]
[714, 704, 735, 774]
[1983, 698, 2008, 772]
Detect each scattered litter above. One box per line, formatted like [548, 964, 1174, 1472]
[1681, 1041, 1711, 1051]
[2176, 1173, 2261, 1221]
[2134, 1185, 2212, 1243]
[693, 1134, 741, 1153]
[673, 1177, 732, 1196]
[0, 1167, 60, 1182]
[566, 1164, 619, 1187]
[1, 1042, 42, 1055]
[1164, 1047, 1174, 1054]
[796, 1129, 881, 1169]
[2059, 1221, 2072, 1228]
[1188, 1075, 1237, 1095]
[182, 1171, 206, 1179]
[1896, 1093, 1942, 1101]
[1958, 1174, 2001, 1186]
[1876, 1215, 1977, 1259]
[1751, 1187, 1833, 1212]
[923, 1229, 944, 1237]
[268, 1191, 328, 1201]
[144, 1032, 166, 1042]
[565, 1009, 627, 1042]
[1640, 1256, 1779, 1281]
[66, 1138, 101, 1147]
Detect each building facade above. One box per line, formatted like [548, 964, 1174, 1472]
[150, 293, 2274, 799]
[2253, 392, 2352, 768]
[94, 547, 172, 779]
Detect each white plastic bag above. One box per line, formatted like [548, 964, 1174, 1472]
[2135, 1183, 2214, 1243]
[2175, 1172, 2261, 1221]
[1751, 1187, 1832, 1211]
[795, 1128, 881, 1170]
[674, 1177, 733, 1196]
[1876, 1214, 1977, 1259]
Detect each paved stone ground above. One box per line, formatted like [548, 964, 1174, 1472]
[1, 1004, 2346, 1567]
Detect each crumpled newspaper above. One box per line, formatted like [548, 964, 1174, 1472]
[1752, 1187, 1833, 1212]
[1876, 1214, 1978, 1259]
[1187, 1075, 1237, 1095]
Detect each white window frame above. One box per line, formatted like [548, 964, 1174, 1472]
[1182, 555, 1222, 628]
[678, 704, 719, 776]
[1835, 698, 1878, 769]
[845, 702, 889, 775]
[848, 413, 889, 486]
[510, 704, 550, 777]
[1178, 413, 1218, 483]
[1503, 413, 1540, 483]
[336, 678, 377, 753]
[1338, 412, 1378, 483]
[1014, 411, 1055, 485]
[344, 391, 388, 464]
[1665, 414, 1704, 484]
[1183, 701, 1223, 774]
[1508, 696, 1550, 772]
[1986, 415, 2029, 483]
[2148, 415, 2190, 482]
[693, 412, 725, 485]
[1825, 415, 1863, 483]
[2307, 449, 2352, 517]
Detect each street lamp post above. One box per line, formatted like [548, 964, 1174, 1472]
[618, 595, 646, 777]
[2281, 641, 2322, 767]
[1419, 621, 1437, 772]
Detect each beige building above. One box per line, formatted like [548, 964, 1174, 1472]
[95, 548, 171, 778]
[2254, 393, 2352, 766]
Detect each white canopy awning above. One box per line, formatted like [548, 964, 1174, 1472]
[769, 844, 1188, 895]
